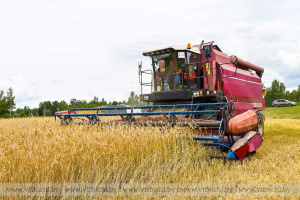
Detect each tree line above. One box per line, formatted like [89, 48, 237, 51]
[0, 81, 299, 118]
[2, 91, 142, 118]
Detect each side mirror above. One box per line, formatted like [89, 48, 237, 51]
[138, 61, 142, 71]
[138, 61, 142, 83]
[203, 45, 212, 59]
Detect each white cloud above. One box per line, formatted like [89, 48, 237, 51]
[277, 51, 300, 70]
[286, 87, 297, 92]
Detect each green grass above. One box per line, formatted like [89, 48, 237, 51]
[263, 105, 300, 119]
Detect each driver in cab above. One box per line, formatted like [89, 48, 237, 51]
[167, 58, 182, 90]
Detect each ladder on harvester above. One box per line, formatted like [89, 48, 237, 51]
[138, 61, 153, 94]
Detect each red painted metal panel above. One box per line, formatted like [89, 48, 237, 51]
[200, 49, 225, 90]
[233, 102, 254, 115]
[231, 137, 249, 159]
[221, 64, 264, 109]
[55, 111, 75, 115]
[244, 131, 263, 152]
[199, 44, 264, 111]
[234, 143, 249, 159]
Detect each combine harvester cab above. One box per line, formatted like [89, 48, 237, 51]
[55, 41, 266, 160]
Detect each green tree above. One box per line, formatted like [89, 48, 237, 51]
[24, 106, 30, 116]
[32, 108, 39, 117]
[112, 101, 118, 105]
[100, 98, 107, 106]
[128, 91, 139, 106]
[38, 101, 52, 116]
[58, 100, 68, 111]
[69, 98, 77, 107]
[45, 109, 52, 116]
[51, 101, 59, 115]
[6, 87, 16, 112]
[68, 99, 88, 108]
[90, 96, 99, 104]
[0, 91, 9, 117]
[20, 111, 26, 118]
[265, 80, 286, 107]
[0, 88, 16, 118]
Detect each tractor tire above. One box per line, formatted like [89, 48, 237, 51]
[256, 112, 265, 137]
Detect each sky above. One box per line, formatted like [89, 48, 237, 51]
[0, 0, 300, 108]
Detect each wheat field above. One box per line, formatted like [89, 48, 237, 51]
[0, 108, 299, 199]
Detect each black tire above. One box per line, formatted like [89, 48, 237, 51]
[256, 112, 265, 137]
[288, 104, 292, 107]
[274, 104, 278, 107]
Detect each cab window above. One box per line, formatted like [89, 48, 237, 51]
[152, 51, 199, 91]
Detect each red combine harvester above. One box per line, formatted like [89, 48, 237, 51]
[55, 41, 265, 159]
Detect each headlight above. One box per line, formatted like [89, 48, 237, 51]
[193, 92, 200, 97]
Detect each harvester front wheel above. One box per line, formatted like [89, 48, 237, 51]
[256, 113, 265, 137]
